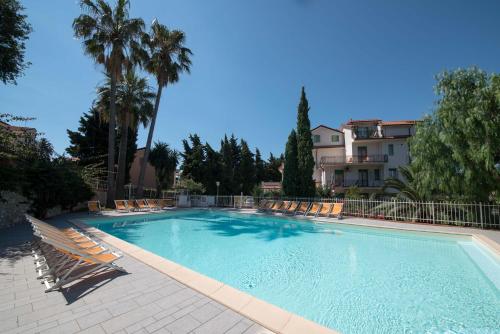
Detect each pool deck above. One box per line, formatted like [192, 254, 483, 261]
[1, 209, 498, 334]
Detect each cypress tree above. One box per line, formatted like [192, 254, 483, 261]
[282, 129, 299, 196]
[296, 87, 316, 197]
[254, 148, 265, 184]
[238, 140, 256, 194]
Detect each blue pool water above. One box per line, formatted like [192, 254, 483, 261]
[84, 210, 500, 333]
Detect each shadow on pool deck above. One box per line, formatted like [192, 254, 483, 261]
[0, 222, 127, 305]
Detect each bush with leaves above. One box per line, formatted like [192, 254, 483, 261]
[175, 178, 205, 195]
[0, 191, 31, 228]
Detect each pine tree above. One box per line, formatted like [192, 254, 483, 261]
[282, 129, 299, 196]
[203, 143, 222, 194]
[254, 148, 265, 184]
[296, 87, 316, 196]
[180, 134, 205, 184]
[264, 153, 283, 181]
[220, 135, 234, 195]
[238, 140, 256, 194]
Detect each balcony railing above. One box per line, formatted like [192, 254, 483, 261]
[331, 179, 384, 188]
[353, 127, 383, 139]
[320, 154, 388, 165]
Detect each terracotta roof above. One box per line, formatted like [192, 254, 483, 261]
[345, 119, 381, 125]
[311, 125, 343, 133]
[380, 120, 417, 126]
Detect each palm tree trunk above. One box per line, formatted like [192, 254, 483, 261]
[115, 110, 130, 199]
[106, 72, 118, 207]
[136, 84, 163, 197]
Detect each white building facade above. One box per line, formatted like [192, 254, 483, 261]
[312, 119, 416, 194]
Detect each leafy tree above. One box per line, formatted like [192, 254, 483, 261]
[203, 143, 222, 195]
[264, 153, 283, 182]
[66, 108, 137, 186]
[254, 148, 265, 183]
[148, 141, 178, 196]
[108, 70, 154, 198]
[410, 68, 500, 202]
[0, 0, 32, 84]
[181, 134, 205, 183]
[282, 129, 299, 196]
[175, 178, 205, 194]
[238, 140, 256, 194]
[295, 87, 315, 197]
[345, 186, 363, 199]
[137, 20, 192, 197]
[1, 114, 93, 218]
[73, 0, 145, 206]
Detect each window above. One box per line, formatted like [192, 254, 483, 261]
[389, 168, 398, 178]
[374, 169, 380, 181]
[357, 127, 368, 138]
[313, 135, 320, 143]
[331, 134, 339, 143]
[388, 144, 394, 156]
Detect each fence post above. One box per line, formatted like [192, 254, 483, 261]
[479, 202, 484, 229]
[431, 202, 435, 224]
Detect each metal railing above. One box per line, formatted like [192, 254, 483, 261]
[252, 196, 500, 229]
[330, 179, 384, 188]
[144, 193, 499, 229]
[320, 154, 387, 165]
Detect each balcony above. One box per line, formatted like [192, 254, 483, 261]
[353, 127, 383, 140]
[331, 179, 384, 188]
[320, 154, 388, 166]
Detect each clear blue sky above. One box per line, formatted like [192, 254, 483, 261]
[2, 0, 499, 158]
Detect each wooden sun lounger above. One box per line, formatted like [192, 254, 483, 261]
[87, 201, 101, 214]
[330, 203, 344, 219]
[146, 199, 161, 210]
[279, 201, 292, 213]
[295, 202, 311, 215]
[126, 200, 139, 211]
[305, 202, 322, 216]
[26, 216, 123, 292]
[270, 201, 284, 212]
[114, 200, 129, 212]
[135, 199, 151, 211]
[284, 201, 300, 214]
[263, 200, 275, 211]
[316, 202, 333, 217]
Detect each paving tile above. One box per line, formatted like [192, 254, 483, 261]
[189, 302, 223, 323]
[76, 309, 113, 330]
[39, 320, 80, 334]
[163, 314, 200, 334]
[191, 309, 243, 334]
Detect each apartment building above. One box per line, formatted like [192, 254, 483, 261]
[312, 119, 416, 194]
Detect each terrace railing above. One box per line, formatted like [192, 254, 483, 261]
[320, 155, 388, 166]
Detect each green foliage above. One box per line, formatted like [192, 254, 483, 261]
[345, 186, 363, 199]
[263, 153, 283, 182]
[295, 87, 316, 197]
[409, 68, 500, 202]
[316, 185, 331, 198]
[383, 166, 427, 202]
[1, 115, 93, 218]
[238, 140, 256, 194]
[73, 0, 145, 205]
[282, 129, 299, 196]
[148, 141, 178, 196]
[0, 0, 32, 84]
[137, 19, 192, 196]
[181, 133, 281, 195]
[175, 178, 205, 194]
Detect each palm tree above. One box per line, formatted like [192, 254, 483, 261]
[94, 71, 155, 199]
[148, 141, 179, 197]
[73, 0, 145, 207]
[136, 20, 192, 197]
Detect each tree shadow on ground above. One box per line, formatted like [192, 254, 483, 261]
[0, 223, 33, 266]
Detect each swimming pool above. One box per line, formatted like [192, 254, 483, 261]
[84, 210, 500, 333]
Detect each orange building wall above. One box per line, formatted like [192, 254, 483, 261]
[129, 148, 157, 189]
